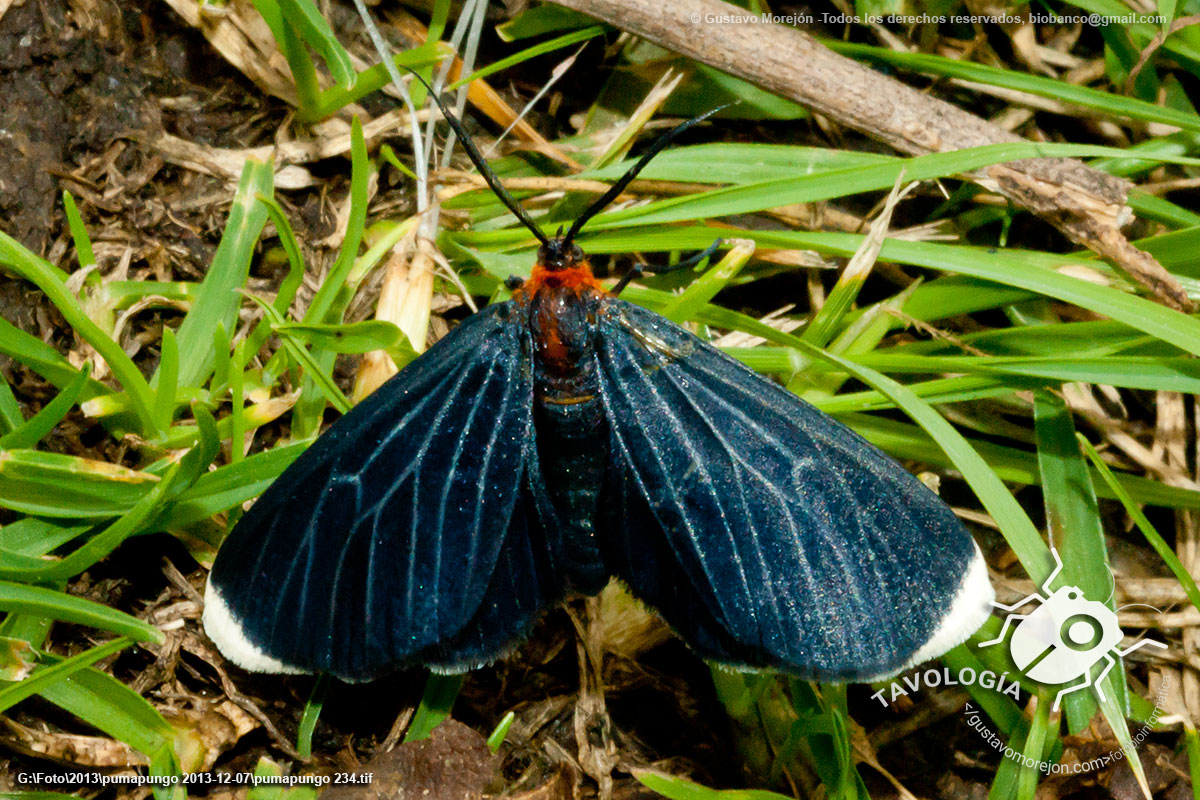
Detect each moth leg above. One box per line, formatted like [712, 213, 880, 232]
[504, 275, 526, 290]
[610, 239, 723, 296]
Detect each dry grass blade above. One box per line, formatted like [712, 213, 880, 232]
[159, 0, 298, 103]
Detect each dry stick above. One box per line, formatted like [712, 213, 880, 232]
[550, 0, 1193, 312]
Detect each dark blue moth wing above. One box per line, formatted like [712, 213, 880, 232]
[423, 472, 570, 672]
[425, 430, 569, 671]
[594, 299, 993, 681]
[204, 302, 550, 681]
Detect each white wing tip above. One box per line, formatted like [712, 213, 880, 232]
[200, 544, 994, 682]
[202, 576, 308, 675]
[875, 540, 994, 680]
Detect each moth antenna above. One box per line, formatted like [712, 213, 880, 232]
[400, 66, 550, 246]
[562, 102, 736, 247]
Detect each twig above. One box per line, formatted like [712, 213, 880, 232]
[550, 0, 1193, 311]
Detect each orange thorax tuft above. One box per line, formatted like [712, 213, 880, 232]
[517, 260, 604, 301]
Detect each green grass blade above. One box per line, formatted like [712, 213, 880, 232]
[0, 450, 160, 518]
[659, 241, 752, 323]
[842, 412, 1200, 510]
[0, 463, 179, 582]
[709, 669, 775, 778]
[943, 645, 1024, 735]
[0, 232, 157, 434]
[302, 119, 368, 327]
[813, 375, 1017, 414]
[154, 327, 179, 430]
[211, 322, 231, 394]
[497, 4, 599, 40]
[1065, 0, 1200, 63]
[37, 665, 174, 763]
[172, 158, 273, 389]
[1016, 692, 1053, 799]
[0, 372, 23, 434]
[447, 26, 606, 91]
[822, 354, 1200, 395]
[296, 674, 329, 760]
[276, 320, 404, 354]
[1185, 725, 1200, 791]
[404, 672, 464, 743]
[633, 769, 793, 800]
[61, 191, 95, 269]
[800, 183, 904, 350]
[0, 582, 162, 643]
[248, 757, 286, 800]
[148, 743, 184, 800]
[304, 42, 445, 121]
[0, 637, 131, 714]
[1128, 189, 1200, 228]
[1079, 434, 1200, 615]
[290, 117, 369, 435]
[1090, 130, 1200, 178]
[824, 39, 1200, 132]
[259, 201, 307, 312]
[1, 519, 94, 558]
[486, 711, 515, 753]
[274, 0, 356, 88]
[249, 193, 309, 359]
[1034, 391, 1109, 731]
[251, 0, 319, 110]
[584, 142, 1198, 231]
[244, 293, 351, 414]
[582, 143, 893, 184]
[161, 441, 307, 527]
[230, 340, 248, 464]
[786, 234, 1200, 360]
[0, 364, 92, 450]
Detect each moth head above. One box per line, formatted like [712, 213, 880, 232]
[538, 235, 584, 272]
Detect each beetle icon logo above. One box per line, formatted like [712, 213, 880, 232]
[980, 548, 1165, 710]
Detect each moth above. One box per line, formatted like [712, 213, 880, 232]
[204, 82, 994, 683]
